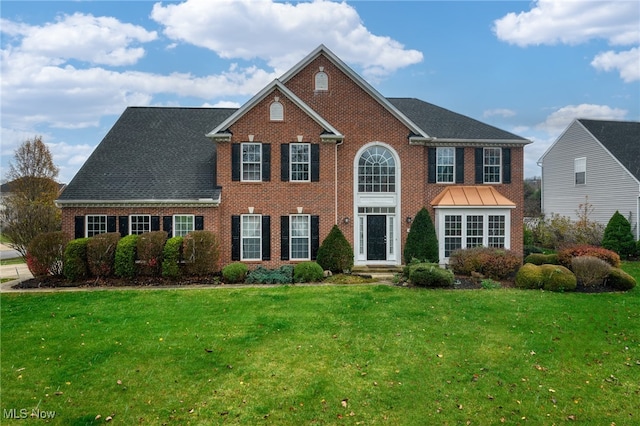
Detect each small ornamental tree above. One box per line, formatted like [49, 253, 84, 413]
[601, 211, 636, 258]
[316, 225, 354, 273]
[403, 207, 438, 264]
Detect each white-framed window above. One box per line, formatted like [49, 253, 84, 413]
[290, 143, 310, 182]
[173, 215, 194, 237]
[290, 214, 310, 260]
[488, 215, 506, 247]
[466, 215, 483, 248]
[315, 69, 328, 91]
[358, 146, 396, 193]
[241, 215, 262, 260]
[86, 215, 107, 237]
[436, 147, 455, 183]
[270, 101, 283, 121]
[130, 215, 151, 235]
[242, 143, 262, 181]
[574, 157, 586, 185]
[444, 215, 463, 257]
[483, 147, 502, 183]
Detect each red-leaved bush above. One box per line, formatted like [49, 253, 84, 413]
[449, 247, 522, 280]
[557, 245, 620, 269]
[26, 231, 70, 277]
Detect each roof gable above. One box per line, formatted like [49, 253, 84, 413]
[578, 119, 640, 181]
[57, 107, 235, 203]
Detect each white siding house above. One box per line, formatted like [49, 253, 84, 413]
[539, 119, 640, 240]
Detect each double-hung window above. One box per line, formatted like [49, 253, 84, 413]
[466, 215, 484, 248]
[130, 215, 151, 235]
[483, 148, 502, 183]
[574, 157, 586, 185]
[242, 143, 262, 181]
[436, 147, 455, 183]
[290, 144, 310, 182]
[241, 215, 262, 260]
[444, 215, 463, 257]
[488, 215, 506, 247]
[173, 215, 194, 237]
[290, 215, 310, 260]
[86, 215, 107, 237]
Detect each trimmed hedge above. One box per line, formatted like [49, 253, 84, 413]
[222, 262, 248, 284]
[162, 236, 183, 279]
[137, 231, 167, 276]
[183, 231, 219, 276]
[115, 235, 138, 278]
[409, 263, 454, 287]
[293, 261, 324, 283]
[86, 233, 121, 278]
[515, 263, 543, 289]
[26, 231, 70, 277]
[523, 253, 558, 265]
[515, 263, 577, 292]
[606, 267, 637, 291]
[246, 266, 293, 284]
[449, 247, 522, 280]
[63, 238, 89, 281]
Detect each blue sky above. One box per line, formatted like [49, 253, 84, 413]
[1, 0, 638, 183]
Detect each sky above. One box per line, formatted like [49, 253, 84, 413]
[1, 0, 638, 184]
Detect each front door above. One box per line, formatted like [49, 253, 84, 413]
[367, 215, 387, 260]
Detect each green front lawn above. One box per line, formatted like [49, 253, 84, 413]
[2, 281, 639, 425]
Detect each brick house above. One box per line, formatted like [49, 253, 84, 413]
[57, 45, 530, 267]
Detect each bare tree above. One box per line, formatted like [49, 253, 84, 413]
[1, 136, 61, 257]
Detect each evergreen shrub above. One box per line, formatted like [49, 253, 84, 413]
[26, 231, 69, 277]
[540, 264, 577, 292]
[515, 263, 543, 289]
[403, 207, 439, 263]
[183, 231, 219, 276]
[601, 211, 636, 258]
[316, 225, 354, 273]
[162, 236, 183, 279]
[246, 265, 293, 284]
[293, 261, 324, 283]
[63, 238, 89, 281]
[409, 263, 454, 287]
[137, 231, 167, 276]
[114, 235, 138, 278]
[86, 233, 120, 277]
[606, 267, 637, 291]
[524, 253, 559, 265]
[222, 262, 248, 283]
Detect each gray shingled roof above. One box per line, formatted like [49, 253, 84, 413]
[388, 98, 527, 141]
[58, 107, 235, 202]
[579, 119, 640, 181]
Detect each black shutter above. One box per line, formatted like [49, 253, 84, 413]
[151, 216, 160, 231]
[455, 148, 465, 184]
[74, 216, 85, 239]
[427, 147, 436, 183]
[311, 215, 320, 260]
[502, 148, 511, 184]
[311, 144, 320, 182]
[107, 216, 117, 233]
[163, 216, 173, 237]
[262, 216, 271, 260]
[280, 216, 289, 260]
[119, 216, 128, 237]
[475, 148, 484, 184]
[195, 216, 204, 230]
[262, 144, 271, 182]
[232, 143, 240, 181]
[231, 216, 240, 261]
[281, 143, 289, 181]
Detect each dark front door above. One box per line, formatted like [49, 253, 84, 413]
[367, 215, 387, 260]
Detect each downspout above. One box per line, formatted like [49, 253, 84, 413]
[335, 139, 344, 225]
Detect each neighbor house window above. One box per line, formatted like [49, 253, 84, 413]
[290, 214, 310, 260]
[290, 143, 310, 182]
[358, 146, 396, 193]
[241, 215, 262, 260]
[444, 215, 463, 257]
[242, 143, 262, 181]
[574, 157, 586, 185]
[173, 215, 194, 237]
[129, 215, 151, 235]
[270, 100, 283, 121]
[86, 215, 107, 237]
[436, 147, 455, 183]
[484, 148, 502, 183]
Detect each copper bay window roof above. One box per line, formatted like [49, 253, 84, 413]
[431, 186, 516, 207]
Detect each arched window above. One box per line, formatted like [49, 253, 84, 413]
[315, 69, 328, 91]
[358, 146, 396, 192]
[270, 100, 283, 121]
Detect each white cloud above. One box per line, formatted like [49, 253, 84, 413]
[537, 103, 628, 134]
[493, 0, 639, 82]
[150, 0, 423, 80]
[591, 47, 640, 82]
[483, 108, 516, 118]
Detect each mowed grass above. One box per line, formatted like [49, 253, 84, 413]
[2, 282, 639, 425]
